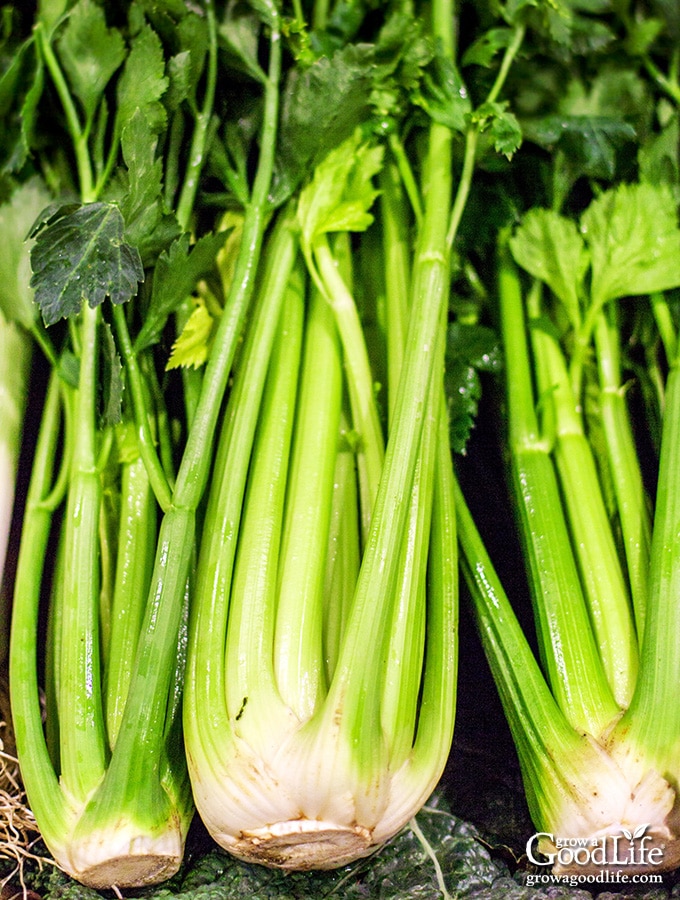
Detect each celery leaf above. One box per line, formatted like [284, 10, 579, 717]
[217, 2, 266, 84]
[415, 54, 471, 133]
[581, 181, 680, 307]
[446, 322, 502, 454]
[462, 28, 515, 68]
[134, 230, 227, 353]
[509, 208, 588, 328]
[523, 115, 636, 182]
[297, 131, 384, 250]
[273, 44, 375, 204]
[118, 109, 181, 265]
[29, 202, 144, 325]
[56, 0, 126, 123]
[166, 295, 216, 371]
[115, 24, 169, 136]
[0, 36, 44, 175]
[99, 318, 123, 426]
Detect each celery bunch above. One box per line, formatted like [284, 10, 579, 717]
[457, 177, 680, 876]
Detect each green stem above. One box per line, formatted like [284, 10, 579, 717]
[321, 409, 360, 684]
[615, 358, 680, 773]
[224, 271, 305, 747]
[454, 474, 610, 836]
[387, 132, 423, 227]
[58, 305, 107, 803]
[525, 287, 638, 708]
[498, 244, 618, 736]
[650, 290, 678, 365]
[185, 215, 299, 768]
[112, 305, 173, 511]
[594, 306, 651, 640]
[37, 24, 94, 200]
[321, 118, 454, 781]
[9, 373, 71, 842]
[172, 18, 282, 510]
[313, 236, 385, 538]
[104, 453, 158, 747]
[274, 289, 343, 720]
[642, 54, 680, 105]
[176, 0, 218, 231]
[379, 159, 412, 421]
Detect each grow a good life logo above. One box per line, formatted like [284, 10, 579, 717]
[526, 823, 667, 878]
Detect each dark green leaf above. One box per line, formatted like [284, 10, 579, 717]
[116, 24, 169, 136]
[624, 16, 664, 56]
[489, 104, 523, 158]
[523, 115, 636, 182]
[638, 112, 679, 193]
[414, 54, 471, 132]
[175, 10, 209, 107]
[272, 43, 375, 206]
[446, 323, 502, 454]
[56, 0, 126, 123]
[462, 28, 514, 68]
[118, 109, 181, 265]
[165, 50, 192, 111]
[134, 230, 228, 353]
[136, 0, 189, 20]
[217, 0, 265, 84]
[99, 318, 123, 426]
[0, 35, 44, 174]
[30, 202, 144, 325]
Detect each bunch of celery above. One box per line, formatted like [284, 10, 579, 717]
[456, 170, 680, 875]
[182, 0, 526, 869]
[7, 0, 285, 886]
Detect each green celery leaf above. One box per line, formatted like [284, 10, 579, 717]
[164, 50, 192, 111]
[166, 294, 216, 370]
[118, 108, 181, 265]
[488, 102, 523, 159]
[581, 181, 680, 307]
[523, 114, 636, 182]
[414, 53, 471, 132]
[272, 43, 375, 205]
[99, 318, 123, 426]
[509, 207, 589, 328]
[217, 1, 265, 84]
[297, 130, 384, 250]
[136, 0, 189, 20]
[133, 230, 228, 353]
[638, 112, 679, 194]
[29, 202, 144, 325]
[0, 177, 51, 328]
[174, 10, 209, 107]
[58, 349, 80, 387]
[56, 0, 126, 123]
[462, 27, 514, 68]
[116, 23, 169, 137]
[625, 16, 664, 56]
[0, 35, 44, 175]
[446, 322, 502, 454]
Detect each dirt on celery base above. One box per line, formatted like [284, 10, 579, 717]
[69, 853, 183, 890]
[220, 819, 376, 870]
